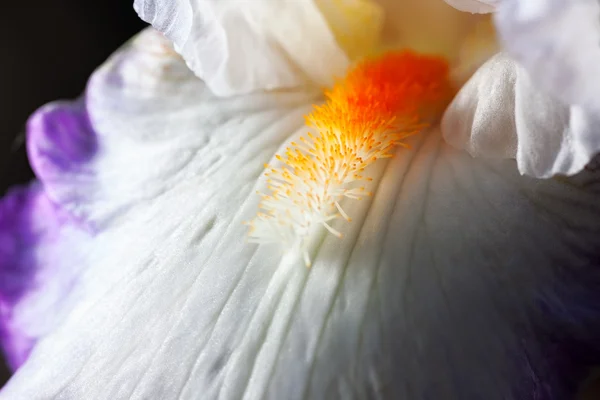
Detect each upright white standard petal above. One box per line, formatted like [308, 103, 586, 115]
[495, 0, 600, 114]
[2, 29, 600, 400]
[133, 0, 350, 96]
[442, 53, 600, 178]
[444, 0, 498, 13]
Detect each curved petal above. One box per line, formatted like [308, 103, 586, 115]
[1, 96, 98, 371]
[444, 0, 498, 13]
[27, 100, 97, 225]
[0, 184, 90, 370]
[442, 53, 600, 178]
[0, 26, 318, 374]
[133, 0, 351, 96]
[3, 127, 600, 399]
[2, 34, 600, 397]
[494, 0, 600, 114]
[81, 28, 319, 226]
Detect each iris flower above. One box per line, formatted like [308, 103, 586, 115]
[2, 0, 600, 398]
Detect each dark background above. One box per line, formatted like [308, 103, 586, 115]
[0, 1, 145, 386]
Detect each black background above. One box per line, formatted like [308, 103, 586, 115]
[0, 1, 145, 386]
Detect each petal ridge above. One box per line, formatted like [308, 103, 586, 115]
[133, 0, 350, 96]
[442, 53, 600, 178]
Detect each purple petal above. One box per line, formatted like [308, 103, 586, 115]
[0, 28, 209, 372]
[26, 100, 98, 226]
[0, 184, 85, 370]
[0, 96, 98, 371]
[27, 101, 96, 174]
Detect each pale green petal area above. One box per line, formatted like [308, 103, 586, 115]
[444, 0, 498, 13]
[3, 29, 600, 398]
[133, 0, 350, 97]
[442, 53, 600, 178]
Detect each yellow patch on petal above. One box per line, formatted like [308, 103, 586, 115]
[375, 0, 479, 59]
[247, 51, 452, 266]
[315, 0, 384, 60]
[450, 15, 500, 84]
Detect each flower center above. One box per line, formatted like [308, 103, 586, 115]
[247, 51, 452, 266]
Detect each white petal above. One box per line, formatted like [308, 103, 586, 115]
[4, 128, 600, 398]
[0, 26, 317, 373]
[442, 53, 600, 178]
[2, 31, 600, 397]
[444, 0, 498, 13]
[133, 0, 350, 96]
[495, 0, 600, 114]
[68, 28, 319, 226]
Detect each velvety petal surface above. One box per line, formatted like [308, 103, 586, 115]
[442, 53, 600, 178]
[133, 0, 351, 96]
[2, 29, 600, 400]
